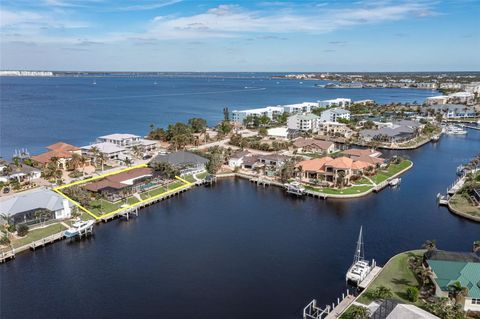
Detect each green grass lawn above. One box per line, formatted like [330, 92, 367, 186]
[89, 199, 125, 216]
[305, 185, 373, 195]
[357, 250, 422, 305]
[370, 160, 411, 184]
[352, 177, 373, 185]
[12, 223, 68, 248]
[181, 174, 196, 183]
[195, 171, 209, 180]
[449, 194, 480, 218]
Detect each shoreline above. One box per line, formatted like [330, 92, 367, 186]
[216, 160, 413, 199]
[447, 198, 480, 223]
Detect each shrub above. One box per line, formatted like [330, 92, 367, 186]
[406, 287, 419, 302]
[341, 305, 369, 319]
[0, 235, 10, 245]
[16, 224, 29, 237]
[370, 286, 393, 300]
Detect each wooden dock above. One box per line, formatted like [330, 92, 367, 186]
[358, 266, 382, 289]
[325, 295, 356, 319]
[0, 250, 16, 263]
[30, 231, 65, 250]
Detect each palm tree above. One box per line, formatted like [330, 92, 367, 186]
[416, 267, 433, 287]
[131, 145, 142, 159]
[124, 157, 133, 167]
[0, 213, 14, 237]
[34, 209, 52, 227]
[98, 153, 108, 172]
[79, 156, 88, 175]
[90, 146, 100, 167]
[448, 281, 469, 306]
[70, 153, 82, 171]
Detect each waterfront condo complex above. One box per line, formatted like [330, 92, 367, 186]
[1, 1, 480, 319]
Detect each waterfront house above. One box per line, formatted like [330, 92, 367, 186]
[295, 156, 374, 186]
[287, 113, 320, 132]
[0, 188, 73, 225]
[81, 142, 126, 160]
[228, 150, 251, 169]
[293, 138, 335, 155]
[423, 104, 477, 119]
[84, 167, 154, 201]
[425, 250, 480, 312]
[31, 142, 83, 170]
[359, 120, 421, 144]
[318, 98, 352, 108]
[0, 163, 41, 184]
[319, 107, 351, 123]
[426, 92, 475, 106]
[97, 133, 158, 152]
[150, 151, 208, 175]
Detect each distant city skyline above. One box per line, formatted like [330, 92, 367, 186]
[1, 0, 479, 71]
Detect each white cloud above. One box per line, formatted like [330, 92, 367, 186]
[145, 2, 435, 39]
[118, 0, 182, 11]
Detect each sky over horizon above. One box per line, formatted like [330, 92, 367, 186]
[1, 0, 479, 72]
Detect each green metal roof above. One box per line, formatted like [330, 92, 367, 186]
[429, 260, 480, 298]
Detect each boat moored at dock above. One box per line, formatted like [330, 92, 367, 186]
[285, 181, 305, 196]
[389, 178, 401, 187]
[64, 220, 94, 238]
[444, 125, 467, 135]
[346, 226, 375, 285]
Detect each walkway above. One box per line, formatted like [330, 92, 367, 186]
[325, 295, 355, 319]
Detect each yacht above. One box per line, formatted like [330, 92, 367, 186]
[389, 178, 401, 187]
[444, 125, 467, 135]
[346, 226, 374, 285]
[65, 220, 94, 238]
[285, 181, 305, 196]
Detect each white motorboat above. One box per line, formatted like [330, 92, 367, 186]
[346, 226, 374, 285]
[285, 181, 305, 196]
[389, 178, 401, 187]
[444, 125, 467, 135]
[65, 220, 94, 238]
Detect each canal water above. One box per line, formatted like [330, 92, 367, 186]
[1, 130, 479, 319]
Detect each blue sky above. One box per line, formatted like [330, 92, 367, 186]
[1, 0, 479, 71]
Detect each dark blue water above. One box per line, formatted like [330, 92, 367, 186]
[1, 130, 479, 319]
[0, 75, 437, 158]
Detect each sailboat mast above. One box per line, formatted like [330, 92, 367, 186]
[353, 226, 365, 264]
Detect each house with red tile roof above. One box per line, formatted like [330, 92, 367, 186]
[31, 142, 83, 170]
[295, 156, 375, 186]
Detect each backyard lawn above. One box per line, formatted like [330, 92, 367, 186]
[195, 171, 209, 180]
[356, 250, 422, 305]
[449, 193, 480, 218]
[181, 174, 196, 183]
[369, 160, 412, 184]
[12, 223, 68, 249]
[305, 185, 373, 195]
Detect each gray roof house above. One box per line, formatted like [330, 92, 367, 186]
[0, 188, 73, 224]
[150, 151, 209, 175]
[368, 300, 439, 319]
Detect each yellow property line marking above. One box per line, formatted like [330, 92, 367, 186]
[54, 166, 194, 220]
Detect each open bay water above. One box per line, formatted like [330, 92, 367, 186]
[1, 130, 480, 318]
[0, 74, 438, 158]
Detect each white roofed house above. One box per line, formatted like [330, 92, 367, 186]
[96, 133, 158, 158]
[81, 142, 126, 160]
[424, 104, 477, 119]
[318, 121, 354, 138]
[319, 108, 351, 123]
[0, 188, 73, 225]
[228, 150, 251, 169]
[266, 127, 301, 140]
[0, 163, 41, 184]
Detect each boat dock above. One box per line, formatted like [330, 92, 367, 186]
[448, 176, 465, 195]
[30, 231, 65, 250]
[303, 290, 354, 319]
[358, 266, 382, 289]
[0, 250, 16, 263]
